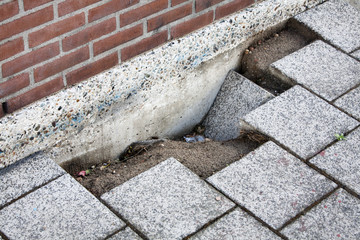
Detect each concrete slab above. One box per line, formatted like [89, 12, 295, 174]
[203, 70, 273, 141]
[270, 40, 360, 101]
[207, 141, 337, 229]
[294, 0, 360, 53]
[242, 86, 359, 159]
[101, 158, 234, 240]
[310, 128, 360, 195]
[335, 86, 360, 120]
[108, 227, 142, 240]
[352, 49, 360, 60]
[0, 174, 124, 240]
[0, 152, 65, 208]
[282, 188, 360, 239]
[189, 208, 281, 239]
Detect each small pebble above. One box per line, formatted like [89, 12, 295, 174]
[274, 33, 279, 37]
[244, 49, 250, 54]
[215, 196, 222, 201]
[112, 170, 116, 174]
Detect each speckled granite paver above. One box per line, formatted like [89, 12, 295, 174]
[203, 70, 273, 141]
[101, 158, 234, 240]
[0, 174, 124, 240]
[294, 0, 360, 53]
[335, 86, 360, 120]
[189, 208, 281, 239]
[243, 86, 359, 159]
[310, 128, 360, 195]
[0, 153, 65, 208]
[207, 141, 337, 229]
[270, 40, 360, 101]
[108, 227, 142, 240]
[352, 49, 360, 60]
[282, 188, 360, 239]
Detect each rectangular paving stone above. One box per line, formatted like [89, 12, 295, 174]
[189, 208, 281, 240]
[101, 158, 234, 240]
[270, 40, 360, 101]
[282, 188, 360, 239]
[352, 49, 360, 60]
[294, 0, 360, 53]
[242, 86, 359, 159]
[108, 227, 142, 240]
[207, 141, 337, 229]
[310, 127, 360, 195]
[335, 86, 360, 120]
[0, 152, 65, 208]
[203, 70, 273, 141]
[0, 174, 124, 240]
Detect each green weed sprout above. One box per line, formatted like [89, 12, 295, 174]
[335, 133, 346, 141]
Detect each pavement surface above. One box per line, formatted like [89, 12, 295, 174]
[1, 0, 360, 239]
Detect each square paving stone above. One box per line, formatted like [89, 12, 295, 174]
[0, 174, 124, 240]
[101, 158, 235, 240]
[203, 70, 273, 141]
[335, 86, 360, 120]
[270, 40, 360, 101]
[352, 49, 360, 61]
[310, 127, 360, 195]
[242, 86, 359, 159]
[108, 227, 142, 240]
[207, 141, 337, 229]
[0, 152, 65, 208]
[189, 208, 281, 240]
[294, 0, 360, 53]
[281, 188, 360, 239]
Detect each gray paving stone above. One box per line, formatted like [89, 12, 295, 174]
[282, 188, 360, 239]
[207, 142, 337, 229]
[189, 208, 281, 240]
[203, 70, 273, 141]
[352, 49, 360, 60]
[101, 158, 234, 240]
[270, 40, 360, 101]
[0, 152, 65, 208]
[310, 128, 360, 195]
[242, 86, 359, 159]
[0, 174, 124, 240]
[294, 0, 360, 53]
[108, 227, 142, 240]
[335, 86, 360, 120]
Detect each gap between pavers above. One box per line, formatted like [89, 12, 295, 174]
[107, 227, 142, 240]
[334, 86, 360, 121]
[351, 49, 360, 60]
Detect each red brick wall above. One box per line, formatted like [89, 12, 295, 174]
[0, 0, 254, 116]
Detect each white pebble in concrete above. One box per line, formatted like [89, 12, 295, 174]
[108, 227, 142, 240]
[335, 86, 360, 120]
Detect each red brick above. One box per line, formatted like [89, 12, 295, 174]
[171, 11, 213, 39]
[121, 30, 167, 61]
[2, 42, 60, 77]
[0, 6, 53, 41]
[120, 0, 167, 27]
[66, 53, 118, 85]
[88, 0, 139, 22]
[0, 0, 19, 21]
[215, 0, 254, 19]
[34, 46, 89, 82]
[6, 77, 64, 113]
[196, 0, 223, 12]
[23, 0, 53, 10]
[0, 73, 30, 98]
[62, 18, 116, 52]
[58, 0, 100, 17]
[93, 24, 143, 56]
[0, 37, 24, 61]
[172, 0, 188, 6]
[0, 105, 4, 118]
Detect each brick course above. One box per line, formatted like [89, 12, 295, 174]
[0, 1, 19, 22]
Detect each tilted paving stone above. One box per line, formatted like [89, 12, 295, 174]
[108, 227, 142, 240]
[203, 70, 274, 141]
[0, 152, 65, 208]
[310, 127, 360, 195]
[281, 188, 360, 240]
[294, 0, 360, 53]
[207, 141, 337, 229]
[101, 158, 234, 240]
[0, 174, 124, 240]
[270, 40, 360, 101]
[242, 86, 359, 159]
[335, 86, 360, 120]
[352, 49, 360, 60]
[189, 208, 281, 240]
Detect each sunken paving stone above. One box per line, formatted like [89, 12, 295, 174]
[189, 208, 282, 240]
[207, 141, 337, 229]
[0, 152, 65, 208]
[294, 0, 360, 53]
[352, 49, 360, 60]
[101, 158, 234, 240]
[0, 174, 124, 240]
[108, 227, 143, 240]
[203, 70, 274, 141]
[335, 86, 360, 120]
[242, 86, 359, 159]
[310, 127, 360, 195]
[270, 40, 360, 101]
[281, 188, 360, 239]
